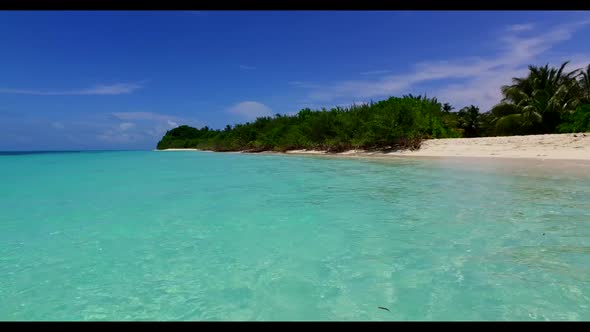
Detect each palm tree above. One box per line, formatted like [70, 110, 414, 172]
[491, 61, 582, 134]
[442, 103, 454, 113]
[578, 64, 590, 103]
[457, 105, 482, 137]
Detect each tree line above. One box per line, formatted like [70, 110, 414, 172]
[157, 61, 590, 152]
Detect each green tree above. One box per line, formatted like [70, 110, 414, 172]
[558, 104, 590, 133]
[578, 64, 590, 103]
[491, 61, 582, 135]
[155, 96, 458, 152]
[457, 105, 482, 137]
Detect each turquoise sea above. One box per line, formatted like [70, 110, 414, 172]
[1, 150, 589, 321]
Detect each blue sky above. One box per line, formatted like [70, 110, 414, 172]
[1, 11, 590, 150]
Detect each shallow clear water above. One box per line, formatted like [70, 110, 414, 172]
[1, 151, 589, 321]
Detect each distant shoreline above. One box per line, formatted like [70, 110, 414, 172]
[156, 133, 590, 161]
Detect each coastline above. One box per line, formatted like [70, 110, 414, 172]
[156, 133, 590, 161]
[154, 148, 214, 153]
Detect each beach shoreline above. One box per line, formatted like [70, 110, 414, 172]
[156, 133, 590, 161]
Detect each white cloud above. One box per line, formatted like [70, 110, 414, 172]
[96, 112, 201, 145]
[336, 101, 369, 108]
[110, 111, 200, 130]
[563, 55, 590, 73]
[0, 82, 143, 96]
[227, 101, 273, 120]
[297, 18, 590, 110]
[288, 81, 322, 89]
[360, 70, 392, 76]
[239, 65, 256, 70]
[97, 130, 143, 144]
[112, 112, 164, 121]
[119, 122, 136, 130]
[506, 23, 535, 32]
[80, 83, 143, 95]
[51, 122, 65, 129]
[432, 67, 528, 112]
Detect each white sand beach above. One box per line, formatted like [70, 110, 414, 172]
[159, 133, 590, 161]
[284, 133, 590, 160]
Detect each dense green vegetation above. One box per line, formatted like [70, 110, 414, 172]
[489, 62, 590, 135]
[157, 96, 459, 152]
[157, 61, 590, 152]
